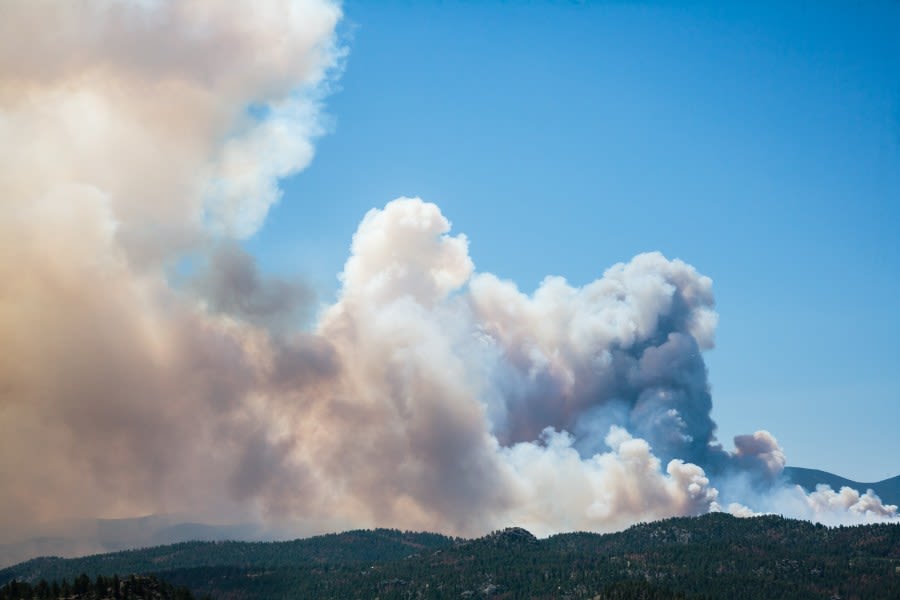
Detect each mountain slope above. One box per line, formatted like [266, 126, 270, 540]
[2, 514, 898, 599]
[784, 466, 900, 505]
[0, 516, 264, 569]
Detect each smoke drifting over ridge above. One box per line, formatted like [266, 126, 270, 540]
[0, 0, 896, 549]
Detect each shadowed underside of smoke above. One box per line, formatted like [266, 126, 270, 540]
[470, 264, 721, 469]
[0, 0, 896, 547]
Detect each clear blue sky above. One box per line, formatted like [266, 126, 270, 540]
[246, 1, 900, 482]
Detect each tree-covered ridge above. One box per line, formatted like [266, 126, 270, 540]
[0, 574, 203, 600]
[2, 514, 898, 599]
[0, 529, 453, 585]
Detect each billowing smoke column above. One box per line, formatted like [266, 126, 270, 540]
[311, 199, 897, 534]
[0, 0, 345, 540]
[0, 0, 895, 552]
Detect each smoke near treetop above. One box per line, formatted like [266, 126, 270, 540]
[0, 0, 895, 548]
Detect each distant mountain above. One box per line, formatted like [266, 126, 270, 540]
[2, 514, 898, 599]
[0, 529, 454, 587]
[784, 466, 900, 506]
[96, 515, 254, 548]
[0, 516, 263, 569]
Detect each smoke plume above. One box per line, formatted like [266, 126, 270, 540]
[0, 0, 344, 540]
[0, 0, 895, 554]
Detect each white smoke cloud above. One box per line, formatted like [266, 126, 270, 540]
[721, 484, 898, 526]
[300, 197, 728, 535]
[0, 0, 895, 561]
[733, 430, 786, 476]
[801, 485, 899, 522]
[499, 427, 719, 537]
[0, 0, 343, 254]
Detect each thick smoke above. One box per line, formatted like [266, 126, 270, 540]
[0, 0, 345, 541]
[0, 0, 896, 556]
[194, 242, 314, 331]
[309, 198, 897, 535]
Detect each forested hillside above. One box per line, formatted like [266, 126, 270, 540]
[2, 514, 898, 599]
[0, 574, 203, 600]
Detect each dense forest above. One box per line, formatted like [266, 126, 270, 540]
[2, 514, 898, 599]
[0, 574, 204, 600]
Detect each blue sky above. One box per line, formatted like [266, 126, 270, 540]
[247, 1, 900, 482]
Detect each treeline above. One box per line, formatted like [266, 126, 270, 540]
[2, 514, 898, 599]
[149, 515, 899, 599]
[0, 574, 204, 600]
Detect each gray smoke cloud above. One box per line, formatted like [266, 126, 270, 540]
[0, 0, 895, 559]
[194, 242, 314, 331]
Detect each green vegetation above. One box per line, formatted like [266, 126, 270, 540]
[0, 574, 204, 600]
[2, 514, 898, 599]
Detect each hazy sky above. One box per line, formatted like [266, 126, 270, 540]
[249, 1, 900, 482]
